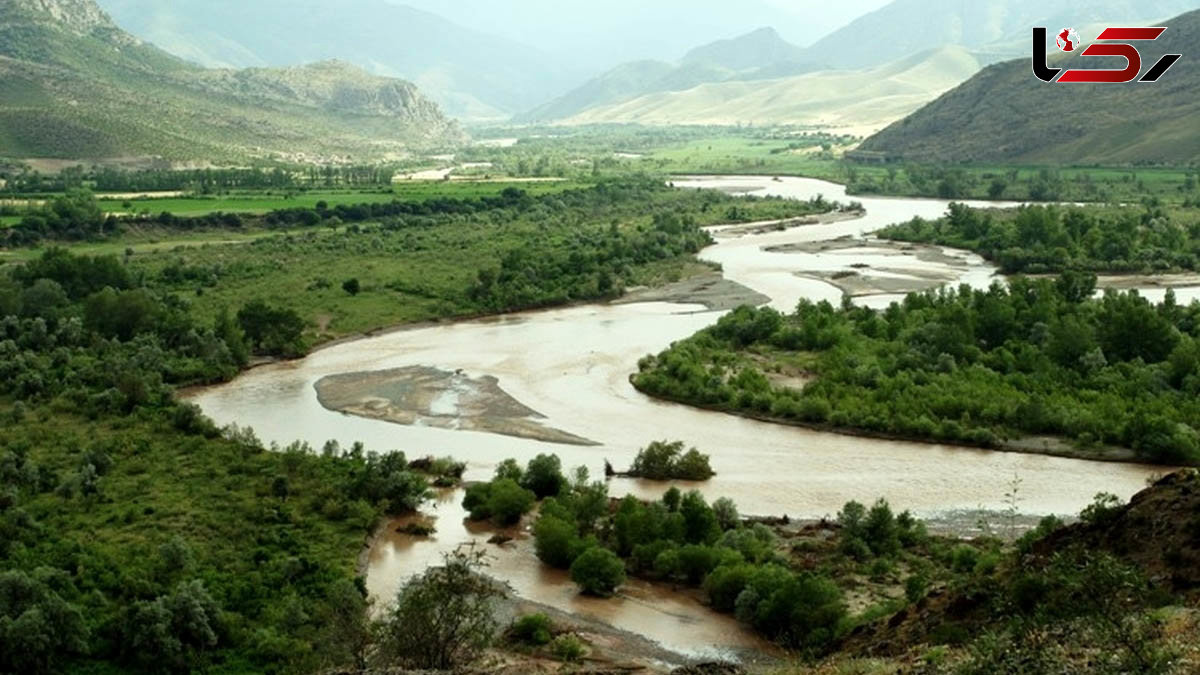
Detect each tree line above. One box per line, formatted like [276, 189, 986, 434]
[880, 202, 1200, 274]
[635, 275, 1200, 465]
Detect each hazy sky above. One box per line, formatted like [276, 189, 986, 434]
[388, 0, 894, 68]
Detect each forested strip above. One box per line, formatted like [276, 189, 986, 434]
[635, 273, 1200, 464]
[880, 202, 1200, 274]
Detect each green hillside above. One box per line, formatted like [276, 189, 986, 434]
[561, 46, 981, 132]
[0, 0, 464, 162]
[858, 8, 1200, 164]
[97, 0, 580, 120]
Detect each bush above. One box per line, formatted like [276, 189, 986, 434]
[627, 440, 715, 480]
[550, 634, 587, 662]
[463, 479, 535, 525]
[951, 545, 980, 573]
[569, 547, 626, 597]
[1079, 492, 1123, 526]
[509, 613, 552, 646]
[521, 454, 568, 499]
[374, 548, 500, 669]
[534, 515, 582, 569]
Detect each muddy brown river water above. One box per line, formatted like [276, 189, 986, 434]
[186, 176, 1189, 662]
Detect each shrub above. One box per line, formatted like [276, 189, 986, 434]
[509, 613, 552, 646]
[569, 547, 626, 597]
[462, 479, 535, 525]
[627, 440, 715, 480]
[951, 545, 980, 573]
[1079, 492, 1123, 526]
[374, 548, 500, 669]
[550, 634, 586, 662]
[521, 454, 568, 499]
[534, 515, 582, 569]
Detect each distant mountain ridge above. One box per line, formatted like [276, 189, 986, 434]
[517, 27, 823, 123]
[858, 8, 1200, 164]
[96, 0, 580, 120]
[0, 0, 463, 161]
[557, 45, 981, 132]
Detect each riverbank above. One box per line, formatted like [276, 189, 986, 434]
[629, 374, 1152, 466]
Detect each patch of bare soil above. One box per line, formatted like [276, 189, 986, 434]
[315, 366, 599, 446]
[795, 269, 954, 297]
[768, 237, 969, 267]
[616, 272, 769, 311]
[708, 211, 865, 239]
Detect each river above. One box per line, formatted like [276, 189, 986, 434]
[186, 175, 1181, 661]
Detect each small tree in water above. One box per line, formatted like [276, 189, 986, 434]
[373, 545, 500, 669]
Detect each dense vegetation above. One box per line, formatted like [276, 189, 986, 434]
[518, 454, 952, 652]
[79, 178, 823, 340]
[621, 439, 715, 480]
[880, 202, 1200, 274]
[0, 165, 403, 194]
[635, 276, 1200, 464]
[0, 171, 838, 671]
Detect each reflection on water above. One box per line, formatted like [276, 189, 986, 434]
[188, 175, 1176, 660]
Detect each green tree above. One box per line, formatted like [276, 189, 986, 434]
[569, 547, 626, 597]
[520, 454, 567, 499]
[534, 514, 581, 569]
[374, 547, 500, 669]
[0, 569, 89, 674]
[237, 300, 306, 357]
[680, 490, 720, 544]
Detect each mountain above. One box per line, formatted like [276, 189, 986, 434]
[518, 27, 822, 123]
[390, 0, 889, 74]
[857, 8, 1200, 164]
[681, 27, 806, 70]
[0, 0, 463, 162]
[555, 46, 981, 133]
[802, 0, 1200, 70]
[96, 0, 578, 120]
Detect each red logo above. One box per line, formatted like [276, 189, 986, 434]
[1033, 26, 1182, 83]
[1056, 28, 1080, 52]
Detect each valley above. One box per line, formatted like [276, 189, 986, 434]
[3, 0, 1200, 672]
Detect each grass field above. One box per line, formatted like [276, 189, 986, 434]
[0, 215, 19, 227]
[88, 180, 584, 217]
[645, 135, 1198, 202]
[0, 226, 307, 263]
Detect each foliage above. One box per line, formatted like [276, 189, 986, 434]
[0, 569, 89, 674]
[509, 613, 553, 646]
[373, 547, 500, 669]
[634, 280, 1200, 465]
[520, 453, 569, 499]
[569, 547, 627, 597]
[880, 202, 1200, 275]
[531, 484, 848, 652]
[549, 634, 587, 662]
[462, 478, 536, 526]
[627, 439, 715, 480]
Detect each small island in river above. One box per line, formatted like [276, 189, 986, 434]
[315, 366, 599, 446]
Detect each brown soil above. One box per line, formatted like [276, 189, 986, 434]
[315, 366, 599, 446]
[616, 272, 769, 311]
[767, 237, 969, 268]
[708, 211, 865, 238]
